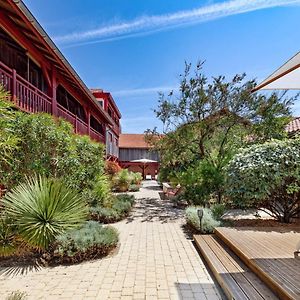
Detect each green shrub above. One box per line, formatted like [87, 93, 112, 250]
[90, 174, 111, 206]
[5, 113, 73, 189]
[90, 194, 135, 223]
[178, 159, 225, 205]
[112, 200, 132, 215]
[2, 176, 87, 249]
[211, 203, 226, 221]
[115, 194, 135, 205]
[0, 216, 17, 257]
[226, 139, 300, 223]
[157, 167, 170, 183]
[51, 221, 118, 263]
[112, 169, 133, 192]
[128, 184, 140, 192]
[0, 110, 105, 191]
[131, 172, 142, 185]
[0, 93, 20, 179]
[185, 206, 220, 233]
[61, 135, 105, 191]
[90, 206, 121, 223]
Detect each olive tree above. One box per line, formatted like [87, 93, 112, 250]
[146, 61, 295, 204]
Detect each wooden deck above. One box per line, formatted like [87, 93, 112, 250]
[215, 227, 300, 300]
[194, 234, 279, 300]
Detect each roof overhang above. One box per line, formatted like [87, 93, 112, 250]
[253, 51, 300, 92]
[2, 0, 113, 125]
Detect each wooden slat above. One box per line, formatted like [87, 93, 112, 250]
[215, 227, 300, 300]
[203, 236, 266, 300]
[206, 236, 278, 300]
[194, 235, 279, 300]
[195, 235, 249, 300]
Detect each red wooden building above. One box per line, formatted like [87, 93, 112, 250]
[0, 0, 120, 159]
[119, 134, 160, 179]
[91, 89, 121, 160]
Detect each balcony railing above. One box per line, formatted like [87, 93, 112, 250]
[0, 61, 104, 143]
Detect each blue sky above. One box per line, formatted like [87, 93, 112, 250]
[23, 0, 300, 133]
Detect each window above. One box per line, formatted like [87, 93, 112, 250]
[90, 116, 104, 135]
[108, 107, 112, 117]
[57, 85, 87, 122]
[96, 98, 104, 108]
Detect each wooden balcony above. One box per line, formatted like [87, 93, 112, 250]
[0, 61, 104, 144]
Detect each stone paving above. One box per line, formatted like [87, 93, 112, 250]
[0, 181, 223, 300]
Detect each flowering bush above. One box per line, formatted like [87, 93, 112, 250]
[226, 138, 300, 223]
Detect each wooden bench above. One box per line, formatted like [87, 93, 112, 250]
[194, 234, 279, 300]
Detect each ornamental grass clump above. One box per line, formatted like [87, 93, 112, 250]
[185, 206, 220, 233]
[112, 169, 133, 192]
[131, 172, 143, 185]
[51, 221, 118, 264]
[2, 176, 87, 250]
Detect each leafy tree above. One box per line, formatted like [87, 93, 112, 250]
[226, 139, 300, 223]
[147, 61, 295, 203]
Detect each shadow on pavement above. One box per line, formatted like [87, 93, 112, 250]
[126, 196, 185, 223]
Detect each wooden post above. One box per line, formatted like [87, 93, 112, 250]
[12, 69, 17, 104]
[51, 68, 57, 116]
[75, 115, 78, 133]
[87, 110, 91, 136]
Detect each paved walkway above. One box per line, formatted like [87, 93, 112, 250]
[0, 181, 223, 300]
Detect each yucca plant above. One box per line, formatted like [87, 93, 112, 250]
[2, 176, 88, 250]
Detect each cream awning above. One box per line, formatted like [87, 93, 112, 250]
[253, 51, 300, 91]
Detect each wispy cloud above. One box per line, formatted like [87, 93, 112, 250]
[112, 86, 176, 97]
[54, 0, 300, 46]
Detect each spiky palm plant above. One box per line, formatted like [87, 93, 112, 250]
[2, 176, 88, 250]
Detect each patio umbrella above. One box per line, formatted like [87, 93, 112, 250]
[130, 158, 158, 163]
[130, 158, 158, 179]
[253, 51, 300, 91]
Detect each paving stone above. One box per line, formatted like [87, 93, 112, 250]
[0, 181, 222, 300]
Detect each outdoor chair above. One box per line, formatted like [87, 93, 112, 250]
[166, 185, 181, 199]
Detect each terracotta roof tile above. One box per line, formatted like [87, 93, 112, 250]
[286, 117, 300, 133]
[119, 134, 151, 149]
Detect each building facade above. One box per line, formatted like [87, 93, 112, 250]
[91, 90, 121, 160]
[119, 134, 160, 179]
[0, 0, 120, 159]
